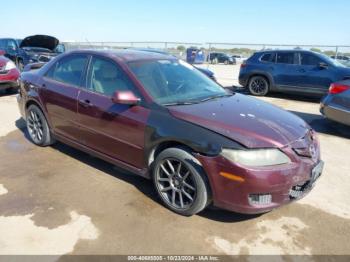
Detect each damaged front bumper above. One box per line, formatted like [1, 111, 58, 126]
[196, 146, 323, 214]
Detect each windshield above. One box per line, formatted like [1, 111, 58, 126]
[128, 59, 229, 105]
[318, 53, 346, 67]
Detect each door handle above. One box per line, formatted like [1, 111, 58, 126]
[299, 69, 306, 73]
[79, 99, 93, 108]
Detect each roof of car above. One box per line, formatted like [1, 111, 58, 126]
[66, 49, 175, 62]
[256, 49, 317, 54]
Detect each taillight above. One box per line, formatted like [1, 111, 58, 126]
[329, 83, 350, 94]
[240, 62, 247, 68]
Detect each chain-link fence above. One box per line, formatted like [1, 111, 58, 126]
[62, 41, 350, 66]
[63, 41, 204, 60]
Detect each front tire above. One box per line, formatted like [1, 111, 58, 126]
[26, 105, 55, 146]
[248, 76, 270, 96]
[152, 147, 210, 216]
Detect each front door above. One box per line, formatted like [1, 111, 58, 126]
[77, 56, 150, 168]
[298, 52, 335, 94]
[40, 54, 88, 141]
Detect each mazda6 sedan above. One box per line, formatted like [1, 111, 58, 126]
[17, 50, 324, 216]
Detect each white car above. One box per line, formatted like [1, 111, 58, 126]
[232, 55, 247, 63]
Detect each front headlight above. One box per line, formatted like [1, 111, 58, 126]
[4, 61, 16, 70]
[221, 148, 291, 167]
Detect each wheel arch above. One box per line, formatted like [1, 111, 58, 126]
[248, 71, 275, 90]
[147, 140, 200, 168]
[24, 99, 52, 129]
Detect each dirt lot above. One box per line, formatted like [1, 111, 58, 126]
[0, 65, 350, 257]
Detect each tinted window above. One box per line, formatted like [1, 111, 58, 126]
[276, 52, 295, 64]
[0, 40, 6, 49]
[46, 55, 88, 86]
[0, 39, 16, 49]
[88, 57, 138, 97]
[261, 53, 273, 62]
[300, 53, 323, 66]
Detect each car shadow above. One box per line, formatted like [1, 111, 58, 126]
[14, 117, 257, 223]
[0, 89, 18, 97]
[289, 111, 350, 139]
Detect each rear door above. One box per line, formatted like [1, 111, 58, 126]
[77, 55, 150, 168]
[298, 52, 335, 94]
[274, 52, 303, 90]
[41, 54, 89, 141]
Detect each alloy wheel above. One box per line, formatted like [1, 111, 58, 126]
[27, 110, 44, 144]
[155, 158, 197, 210]
[249, 77, 269, 95]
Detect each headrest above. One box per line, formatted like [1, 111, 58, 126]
[98, 62, 119, 79]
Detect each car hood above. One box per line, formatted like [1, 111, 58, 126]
[20, 35, 59, 51]
[168, 94, 309, 148]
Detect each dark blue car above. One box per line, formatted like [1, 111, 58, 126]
[239, 50, 350, 96]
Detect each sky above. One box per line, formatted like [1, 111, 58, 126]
[1, 0, 349, 46]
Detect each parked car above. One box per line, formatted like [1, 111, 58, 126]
[128, 48, 216, 81]
[0, 52, 20, 93]
[331, 55, 350, 62]
[0, 35, 62, 71]
[17, 50, 323, 216]
[239, 50, 350, 96]
[320, 80, 350, 126]
[232, 54, 247, 63]
[208, 52, 235, 64]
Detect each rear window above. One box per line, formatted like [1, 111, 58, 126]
[46, 55, 88, 86]
[276, 52, 295, 64]
[260, 53, 274, 62]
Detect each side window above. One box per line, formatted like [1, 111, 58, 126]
[276, 52, 295, 64]
[45, 55, 88, 86]
[0, 40, 6, 49]
[7, 40, 17, 50]
[88, 57, 138, 97]
[300, 53, 323, 66]
[261, 53, 273, 62]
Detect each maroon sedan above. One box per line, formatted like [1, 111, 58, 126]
[17, 50, 323, 216]
[0, 53, 20, 92]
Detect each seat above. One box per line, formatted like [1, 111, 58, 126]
[92, 62, 128, 96]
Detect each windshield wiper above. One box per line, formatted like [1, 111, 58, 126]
[163, 93, 233, 106]
[163, 101, 200, 106]
[198, 93, 233, 103]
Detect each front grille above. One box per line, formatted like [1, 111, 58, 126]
[248, 194, 272, 205]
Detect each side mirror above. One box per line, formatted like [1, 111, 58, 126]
[112, 91, 140, 105]
[23, 62, 46, 72]
[319, 62, 329, 69]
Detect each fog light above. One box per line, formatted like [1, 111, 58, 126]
[248, 194, 272, 205]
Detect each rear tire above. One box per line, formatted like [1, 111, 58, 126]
[152, 147, 210, 216]
[26, 105, 55, 146]
[248, 75, 269, 96]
